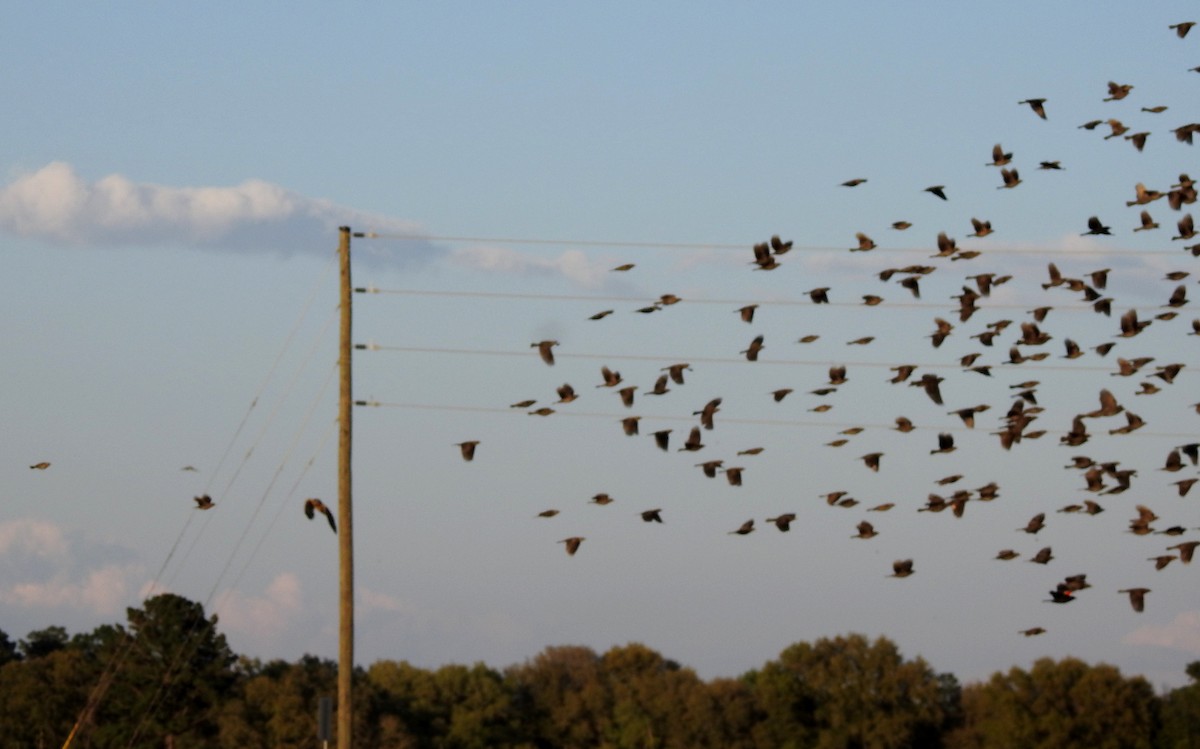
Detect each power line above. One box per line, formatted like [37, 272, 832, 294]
[355, 230, 1196, 257]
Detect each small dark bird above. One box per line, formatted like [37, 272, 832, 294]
[30, 462, 51, 470]
[807, 288, 831, 304]
[987, 143, 1012, 167]
[892, 220, 912, 230]
[1021, 627, 1046, 637]
[1021, 513, 1047, 535]
[1104, 81, 1134, 101]
[1030, 547, 1054, 564]
[771, 388, 793, 402]
[931, 433, 956, 455]
[555, 384, 578, 404]
[1047, 584, 1074, 603]
[861, 452, 883, 472]
[996, 549, 1020, 561]
[766, 513, 796, 532]
[1039, 161, 1063, 170]
[1168, 541, 1200, 564]
[724, 467, 745, 487]
[925, 185, 948, 201]
[894, 417, 916, 433]
[998, 168, 1021, 189]
[560, 537, 585, 556]
[194, 494, 214, 510]
[737, 304, 758, 323]
[455, 441, 479, 461]
[1019, 98, 1048, 119]
[1082, 216, 1111, 236]
[611, 264, 635, 272]
[854, 521, 879, 539]
[591, 493, 614, 506]
[695, 459, 723, 478]
[589, 310, 614, 320]
[695, 398, 722, 430]
[536, 509, 559, 518]
[304, 498, 337, 533]
[662, 363, 691, 385]
[620, 416, 641, 436]
[842, 178, 867, 187]
[742, 335, 765, 362]
[651, 429, 671, 451]
[640, 509, 663, 523]
[532, 340, 558, 365]
[729, 519, 755, 535]
[913, 373, 944, 405]
[1171, 21, 1196, 37]
[679, 426, 704, 452]
[510, 399, 537, 409]
[1125, 132, 1149, 152]
[890, 559, 915, 578]
[1120, 588, 1150, 612]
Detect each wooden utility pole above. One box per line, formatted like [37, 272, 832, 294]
[337, 226, 354, 748]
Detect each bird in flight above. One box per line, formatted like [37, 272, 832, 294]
[304, 498, 337, 533]
[560, 537, 585, 556]
[30, 462, 51, 470]
[1019, 98, 1048, 119]
[193, 494, 214, 510]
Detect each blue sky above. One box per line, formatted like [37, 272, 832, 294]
[3, 2, 1200, 689]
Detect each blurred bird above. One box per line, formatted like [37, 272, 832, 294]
[890, 559, 915, 578]
[853, 232, 876, 251]
[861, 453, 883, 472]
[532, 340, 558, 365]
[536, 509, 559, 518]
[679, 426, 705, 452]
[724, 467, 745, 487]
[1082, 216, 1111, 235]
[1168, 541, 1200, 563]
[456, 441, 480, 461]
[854, 521, 879, 539]
[842, 178, 867, 187]
[695, 398, 722, 430]
[931, 433, 956, 455]
[742, 335, 765, 361]
[729, 519, 755, 535]
[737, 304, 758, 323]
[651, 429, 671, 451]
[767, 514, 796, 532]
[1120, 588, 1150, 612]
[1021, 627, 1046, 637]
[1030, 547, 1054, 564]
[998, 168, 1021, 189]
[304, 498, 337, 533]
[560, 537, 585, 556]
[193, 494, 214, 510]
[1019, 98, 1047, 119]
[620, 416, 641, 436]
[1104, 81, 1134, 101]
[662, 363, 691, 385]
[925, 185, 948, 200]
[640, 509, 663, 523]
[1047, 584, 1074, 603]
[987, 143, 1012, 166]
[29, 462, 50, 470]
[996, 550, 1020, 561]
[590, 493, 614, 506]
[1021, 514, 1047, 535]
[1171, 21, 1196, 37]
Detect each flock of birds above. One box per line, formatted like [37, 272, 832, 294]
[25, 20, 1176, 639]
[430, 21, 1200, 636]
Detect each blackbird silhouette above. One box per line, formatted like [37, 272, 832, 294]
[640, 509, 663, 523]
[890, 559, 914, 578]
[194, 494, 214, 510]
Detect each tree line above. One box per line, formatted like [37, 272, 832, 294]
[1, 593, 1198, 748]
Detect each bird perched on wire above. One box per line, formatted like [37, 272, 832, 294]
[304, 498, 337, 533]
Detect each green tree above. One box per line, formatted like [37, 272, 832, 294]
[0, 628, 18, 668]
[19, 625, 69, 659]
[948, 657, 1158, 749]
[1154, 661, 1200, 749]
[747, 633, 958, 749]
[0, 646, 99, 749]
[85, 593, 239, 749]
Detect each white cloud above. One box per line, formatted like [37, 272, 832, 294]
[0, 518, 144, 617]
[0, 564, 140, 617]
[0, 518, 69, 558]
[0, 162, 434, 265]
[1125, 611, 1200, 653]
[213, 573, 303, 641]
